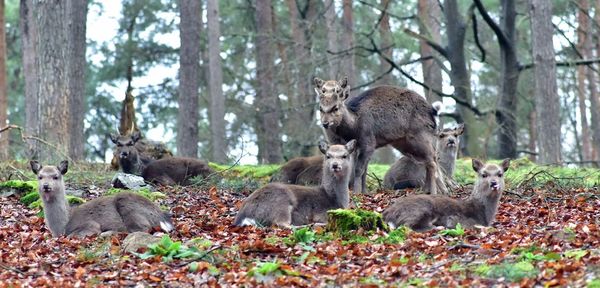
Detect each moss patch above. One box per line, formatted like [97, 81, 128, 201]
[105, 187, 166, 202]
[326, 209, 389, 238]
[0, 180, 38, 197]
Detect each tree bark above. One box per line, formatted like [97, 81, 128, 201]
[324, 0, 338, 79]
[590, 0, 600, 165]
[66, 0, 87, 162]
[418, 0, 442, 103]
[528, 110, 537, 162]
[177, 0, 201, 158]
[341, 0, 356, 91]
[576, 0, 592, 162]
[20, 0, 38, 159]
[33, 0, 70, 162]
[207, 0, 226, 163]
[0, 0, 8, 160]
[443, 0, 482, 157]
[530, 0, 561, 164]
[254, 0, 282, 163]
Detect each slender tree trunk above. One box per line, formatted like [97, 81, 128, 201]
[418, 0, 443, 103]
[444, 0, 481, 157]
[20, 0, 38, 159]
[576, 0, 592, 161]
[0, 0, 8, 160]
[33, 0, 70, 162]
[341, 0, 356, 91]
[530, 0, 561, 164]
[66, 0, 87, 162]
[324, 0, 338, 79]
[528, 110, 537, 162]
[590, 0, 600, 165]
[254, 0, 282, 163]
[207, 0, 226, 163]
[177, 0, 201, 158]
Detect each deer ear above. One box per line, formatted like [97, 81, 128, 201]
[314, 77, 325, 89]
[472, 158, 484, 172]
[501, 158, 511, 172]
[455, 123, 465, 136]
[131, 131, 141, 142]
[345, 139, 357, 154]
[58, 160, 69, 175]
[109, 133, 118, 144]
[318, 140, 329, 155]
[30, 160, 41, 175]
[339, 76, 348, 88]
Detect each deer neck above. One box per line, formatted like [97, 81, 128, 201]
[438, 148, 457, 176]
[42, 186, 70, 237]
[339, 107, 357, 132]
[465, 183, 502, 225]
[320, 164, 352, 209]
[121, 154, 143, 174]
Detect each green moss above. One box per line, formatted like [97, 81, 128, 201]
[476, 260, 538, 282]
[20, 191, 40, 205]
[376, 226, 409, 244]
[209, 162, 280, 182]
[326, 209, 389, 238]
[1, 180, 38, 198]
[105, 187, 166, 201]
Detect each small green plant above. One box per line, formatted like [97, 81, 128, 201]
[376, 226, 409, 244]
[439, 223, 465, 237]
[76, 241, 111, 263]
[134, 235, 214, 263]
[248, 260, 299, 282]
[564, 249, 588, 260]
[291, 227, 316, 244]
[477, 261, 538, 282]
[588, 279, 600, 288]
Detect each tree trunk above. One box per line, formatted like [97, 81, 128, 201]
[0, 0, 8, 160]
[66, 0, 87, 162]
[530, 0, 561, 164]
[590, 0, 600, 165]
[20, 0, 38, 159]
[341, 0, 356, 91]
[418, 0, 443, 103]
[254, 0, 282, 164]
[576, 0, 592, 162]
[443, 0, 482, 157]
[207, 0, 226, 163]
[177, 0, 201, 158]
[33, 0, 70, 162]
[527, 110, 537, 162]
[324, 0, 338, 79]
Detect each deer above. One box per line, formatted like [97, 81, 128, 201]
[270, 155, 323, 185]
[314, 76, 446, 194]
[30, 160, 173, 237]
[234, 140, 356, 227]
[110, 131, 172, 175]
[141, 157, 215, 186]
[383, 124, 465, 190]
[382, 158, 510, 232]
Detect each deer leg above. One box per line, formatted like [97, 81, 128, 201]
[353, 140, 375, 193]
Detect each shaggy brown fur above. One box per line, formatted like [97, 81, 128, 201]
[234, 140, 356, 227]
[382, 159, 510, 232]
[110, 131, 173, 174]
[314, 77, 445, 194]
[30, 160, 173, 237]
[141, 157, 215, 186]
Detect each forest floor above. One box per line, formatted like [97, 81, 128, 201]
[0, 160, 599, 287]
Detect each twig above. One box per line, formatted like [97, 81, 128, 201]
[0, 263, 24, 275]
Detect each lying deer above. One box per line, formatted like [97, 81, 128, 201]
[314, 76, 446, 194]
[270, 155, 323, 185]
[110, 131, 172, 175]
[383, 124, 464, 189]
[31, 160, 173, 237]
[382, 158, 510, 232]
[234, 140, 356, 227]
[142, 157, 215, 186]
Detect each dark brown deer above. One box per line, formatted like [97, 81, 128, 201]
[30, 160, 173, 237]
[314, 76, 446, 194]
[141, 157, 215, 186]
[110, 131, 172, 175]
[383, 124, 465, 189]
[382, 158, 510, 232]
[234, 140, 356, 227]
[270, 155, 323, 184]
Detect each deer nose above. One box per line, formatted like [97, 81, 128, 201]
[120, 151, 128, 157]
[42, 183, 50, 191]
[322, 122, 330, 129]
[448, 139, 455, 144]
[332, 163, 340, 170]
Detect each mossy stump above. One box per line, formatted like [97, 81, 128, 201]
[326, 209, 389, 237]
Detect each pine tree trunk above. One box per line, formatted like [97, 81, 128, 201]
[576, 0, 592, 162]
[33, 0, 70, 162]
[341, 0, 356, 92]
[177, 0, 201, 158]
[207, 0, 226, 163]
[66, 0, 87, 162]
[530, 0, 561, 164]
[418, 0, 443, 103]
[589, 0, 600, 165]
[254, 0, 282, 164]
[0, 0, 8, 160]
[20, 0, 38, 159]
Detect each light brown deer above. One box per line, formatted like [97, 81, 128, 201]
[234, 140, 356, 227]
[31, 160, 173, 237]
[141, 157, 215, 186]
[382, 158, 510, 232]
[314, 76, 446, 194]
[110, 131, 172, 175]
[383, 124, 464, 189]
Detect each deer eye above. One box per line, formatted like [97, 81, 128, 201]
[321, 88, 326, 93]
[38, 176, 42, 180]
[117, 143, 123, 147]
[332, 106, 338, 112]
[482, 173, 488, 178]
[127, 142, 134, 146]
[342, 154, 347, 159]
[319, 107, 325, 113]
[498, 173, 503, 177]
[326, 155, 332, 159]
[53, 175, 59, 180]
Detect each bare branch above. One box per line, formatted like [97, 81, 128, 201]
[403, 28, 448, 59]
[473, 0, 512, 51]
[470, 5, 486, 62]
[519, 58, 600, 71]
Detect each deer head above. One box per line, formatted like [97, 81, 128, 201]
[30, 160, 68, 203]
[110, 131, 141, 162]
[314, 76, 350, 129]
[472, 158, 510, 194]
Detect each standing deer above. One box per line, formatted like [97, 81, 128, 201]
[382, 158, 510, 231]
[314, 76, 446, 194]
[30, 160, 173, 237]
[384, 124, 465, 189]
[110, 131, 172, 175]
[234, 140, 356, 227]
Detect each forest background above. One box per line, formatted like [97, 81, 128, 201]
[0, 0, 599, 167]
